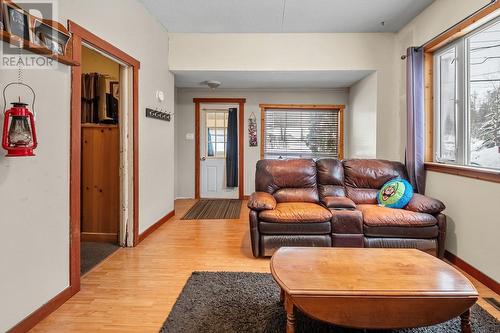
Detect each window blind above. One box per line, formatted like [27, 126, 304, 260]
[263, 108, 340, 160]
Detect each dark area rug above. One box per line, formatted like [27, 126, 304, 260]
[80, 241, 120, 274]
[160, 272, 499, 333]
[181, 199, 242, 220]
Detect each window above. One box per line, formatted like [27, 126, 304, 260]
[261, 105, 344, 160]
[206, 111, 228, 158]
[434, 17, 500, 170]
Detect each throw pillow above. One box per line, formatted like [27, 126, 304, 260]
[377, 178, 414, 209]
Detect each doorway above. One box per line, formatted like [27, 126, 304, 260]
[69, 21, 140, 292]
[79, 45, 122, 274]
[200, 104, 239, 198]
[194, 98, 245, 200]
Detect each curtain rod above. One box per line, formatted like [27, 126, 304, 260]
[401, 0, 497, 59]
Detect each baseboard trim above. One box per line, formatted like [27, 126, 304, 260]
[137, 209, 175, 244]
[445, 250, 499, 295]
[7, 286, 77, 333]
[81, 232, 117, 243]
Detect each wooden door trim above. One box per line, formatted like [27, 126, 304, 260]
[193, 98, 246, 199]
[259, 104, 345, 160]
[68, 20, 140, 293]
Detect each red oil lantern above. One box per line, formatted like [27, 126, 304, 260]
[2, 83, 38, 157]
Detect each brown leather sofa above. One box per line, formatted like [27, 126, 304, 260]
[248, 159, 446, 258]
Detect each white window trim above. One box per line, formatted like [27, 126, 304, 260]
[433, 15, 500, 171]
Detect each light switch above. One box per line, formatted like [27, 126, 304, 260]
[156, 90, 165, 102]
[186, 133, 194, 140]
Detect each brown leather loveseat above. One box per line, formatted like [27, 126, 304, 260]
[248, 159, 446, 258]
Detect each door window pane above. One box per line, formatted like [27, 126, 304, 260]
[468, 20, 500, 169]
[205, 110, 229, 158]
[438, 48, 457, 161]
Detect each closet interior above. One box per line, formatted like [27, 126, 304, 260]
[80, 45, 121, 275]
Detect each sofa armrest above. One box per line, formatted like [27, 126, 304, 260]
[404, 193, 445, 214]
[247, 192, 277, 211]
[321, 196, 356, 210]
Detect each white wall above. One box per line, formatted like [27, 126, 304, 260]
[175, 88, 349, 198]
[169, 33, 401, 161]
[347, 72, 377, 158]
[0, 0, 175, 330]
[0, 66, 71, 332]
[396, 0, 500, 281]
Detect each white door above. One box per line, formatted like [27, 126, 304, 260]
[200, 104, 239, 199]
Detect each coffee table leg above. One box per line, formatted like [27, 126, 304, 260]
[284, 293, 295, 333]
[280, 288, 285, 304]
[460, 308, 471, 333]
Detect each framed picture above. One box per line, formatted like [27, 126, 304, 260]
[41, 33, 64, 54]
[0, 0, 4, 32]
[110, 81, 119, 99]
[32, 18, 70, 55]
[4, 3, 30, 40]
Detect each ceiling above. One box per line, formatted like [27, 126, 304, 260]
[140, 0, 435, 33]
[174, 70, 374, 89]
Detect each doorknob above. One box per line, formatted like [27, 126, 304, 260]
[201, 156, 206, 161]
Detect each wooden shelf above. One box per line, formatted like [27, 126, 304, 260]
[81, 123, 118, 128]
[0, 30, 80, 66]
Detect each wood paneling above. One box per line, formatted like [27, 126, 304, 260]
[425, 162, 500, 184]
[193, 98, 246, 199]
[81, 126, 120, 242]
[69, 32, 83, 295]
[259, 104, 346, 110]
[194, 102, 201, 199]
[259, 104, 345, 160]
[423, 2, 500, 53]
[28, 199, 499, 332]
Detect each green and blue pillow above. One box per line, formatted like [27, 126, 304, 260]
[377, 178, 414, 209]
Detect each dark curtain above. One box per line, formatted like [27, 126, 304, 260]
[226, 108, 238, 187]
[406, 47, 426, 194]
[207, 130, 214, 157]
[81, 73, 100, 123]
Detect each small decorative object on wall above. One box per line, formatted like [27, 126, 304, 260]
[31, 19, 70, 55]
[2, 82, 38, 157]
[4, 2, 30, 40]
[248, 112, 258, 147]
[146, 108, 171, 122]
[110, 81, 119, 99]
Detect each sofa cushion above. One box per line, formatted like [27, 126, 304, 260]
[316, 159, 345, 198]
[344, 159, 408, 189]
[322, 196, 356, 209]
[404, 193, 445, 214]
[247, 191, 277, 211]
[345, 188, 379, 204]
[364, 224, 439, 238]
[259, 221, 331, 235]
[255, 159, 319, 203]
[357, 204, 437, 227]
[259, 202, 332, 223]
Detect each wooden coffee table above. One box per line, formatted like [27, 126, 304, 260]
[270, 247, 478, 333]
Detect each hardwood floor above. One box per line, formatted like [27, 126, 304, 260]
[31, 199, 499, 332]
